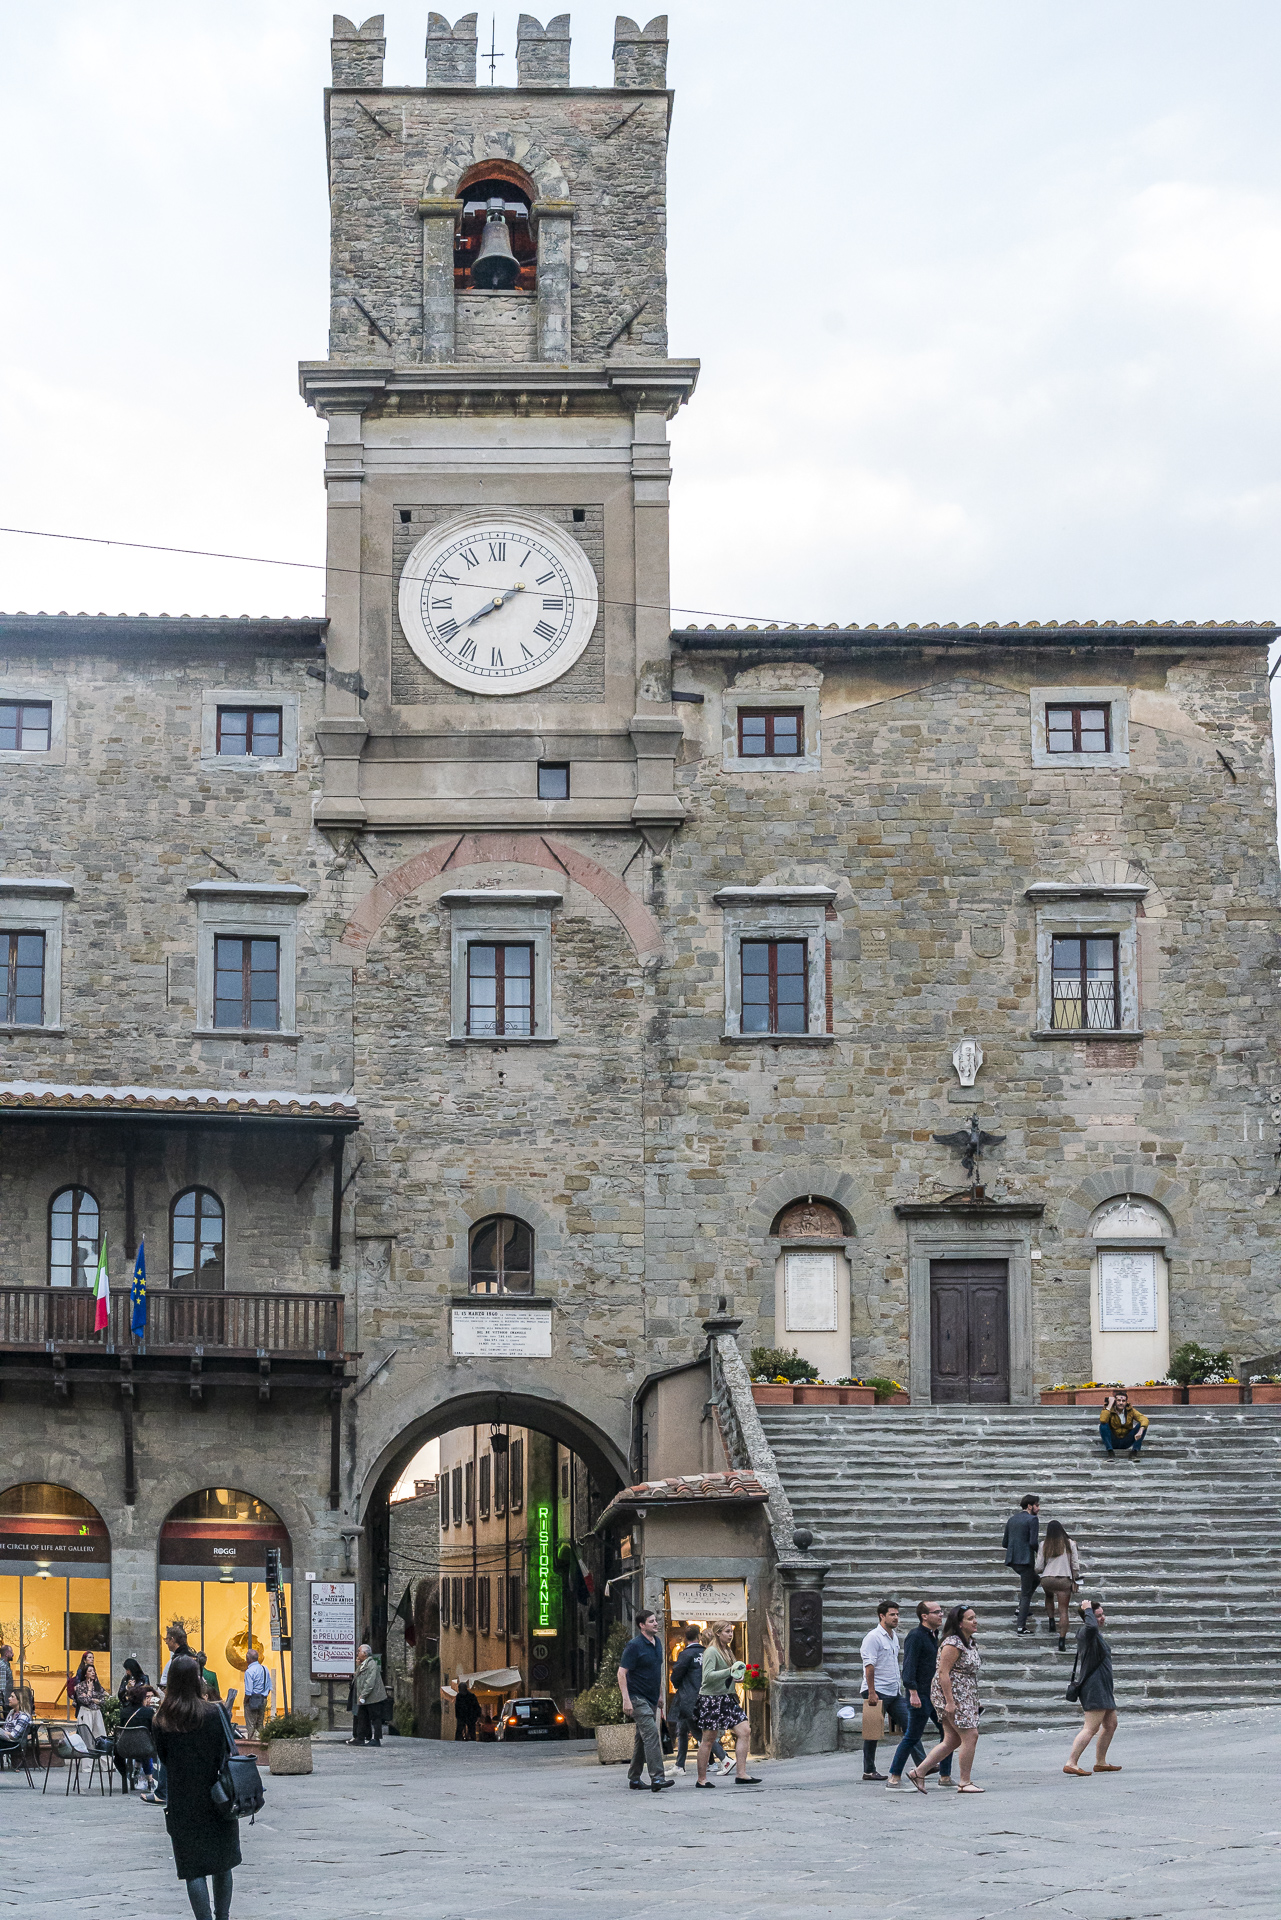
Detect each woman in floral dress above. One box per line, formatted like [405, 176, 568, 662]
[909, 1605, 985, 1793]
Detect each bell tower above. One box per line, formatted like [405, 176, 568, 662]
[303, 12, 697, 835]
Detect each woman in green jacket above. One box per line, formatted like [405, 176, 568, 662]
[694, 1622, 762, 1787]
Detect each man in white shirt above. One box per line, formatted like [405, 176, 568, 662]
[859, 1599, 909, 1783]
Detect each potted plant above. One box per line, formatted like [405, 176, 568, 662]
[866, 1376, 909, 1406]
[749, 1348, 819, 1405]
[574, 1623, 633, 1764]
[1171, 1343, 1242, 1404]
[795, 1380, 841, 1405]
[1071, 1382, 1120, 1407]
[1127, 1380, 1184, 1406]
[1039, 1383, 1076, 1405]
[836, 1377, 875, 1405]
[260, 1710, 318, 1775]
[1250, 1373, 1281, 1404]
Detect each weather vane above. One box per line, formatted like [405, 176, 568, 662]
[932, 1113, 1006, 1201]
[484, 15, 505, 84]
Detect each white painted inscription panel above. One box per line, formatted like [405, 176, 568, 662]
[452, 1308, 552, 1358]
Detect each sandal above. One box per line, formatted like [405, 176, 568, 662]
[956, 1783, 985, 1793]
[906, 1768, 928, 1795]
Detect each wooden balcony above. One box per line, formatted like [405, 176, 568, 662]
[0, 1286, 345, 1359]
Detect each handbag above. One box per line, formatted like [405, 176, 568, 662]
[860, 1700, 885, 1740]
[210, 1706, 265, 1824]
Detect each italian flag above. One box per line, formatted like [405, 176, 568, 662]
[93, 1237, 110, 1333]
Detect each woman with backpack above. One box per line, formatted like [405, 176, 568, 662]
[152, 1655, 242, 1920]
[1035, 1520, 1081, 1650]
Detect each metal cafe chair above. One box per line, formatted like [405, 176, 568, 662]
[41, 1725, 108, 1796]
[0, 1723, 36, 1788]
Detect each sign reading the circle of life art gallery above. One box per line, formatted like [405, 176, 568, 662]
[309, 1581, 356, 1678]
[1098, 1249, 1158, 1333]
[665, 1579, 748, 1622]
[452, 1308, 552, 1358]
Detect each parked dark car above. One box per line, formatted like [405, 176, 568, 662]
[495, 1696, 569, 1741]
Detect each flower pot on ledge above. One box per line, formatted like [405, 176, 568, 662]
[751, 1384, 795, 1406]
[795, 1385, 841, 1405]
[1127, 1386, 1184, 1406]
[1073, 1388, 1113, 1407]
[838, 1386, 875, 1405]
[875, 1392, 910, 1407]
[1250, 1383, 1281, 1404]
[1040, 1390, 1075, 1405]
[1186, 1384, 1243, 1404]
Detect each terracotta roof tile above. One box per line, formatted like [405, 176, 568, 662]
[0, 1080, 358, 1120]
[597, 1471, 769, 1531]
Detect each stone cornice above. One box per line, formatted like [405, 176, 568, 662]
[298, 358, 699, 420]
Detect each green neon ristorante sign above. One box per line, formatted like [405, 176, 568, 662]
[535, 1501, 554, 1633]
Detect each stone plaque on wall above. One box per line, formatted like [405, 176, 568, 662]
[785, 1251, 838, 1332]
[788, 1589, 823, 1669]
[451, 1309, 552, 1358]
[1098, 1250, 1157, 1332]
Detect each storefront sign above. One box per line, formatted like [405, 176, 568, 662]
[452, 1308, 552, 1358]
[310, 1580, 356, 1677]
[532, 1502, 557, 1635]
[665, 1579, 748, 1622]
[1098, 1250, 1158, 1332]
[0, 1514, 110, 1569]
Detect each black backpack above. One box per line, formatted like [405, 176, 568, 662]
[210, 1707, 265, 1823]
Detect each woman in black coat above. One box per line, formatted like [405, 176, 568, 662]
[152, 1656, 242, 1920]
[118, 1657, 150, 1705]
[1063, 1599, 1121, 1776]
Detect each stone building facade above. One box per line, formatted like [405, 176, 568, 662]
[2, 15, 1279, 1738]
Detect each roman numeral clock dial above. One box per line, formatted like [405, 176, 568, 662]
[397, 511, 599, 695]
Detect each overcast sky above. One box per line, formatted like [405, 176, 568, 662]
[2, 1, 1279, 629]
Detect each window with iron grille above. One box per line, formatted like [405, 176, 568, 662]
[216, 707, 283, 757]
[737, 707, 804, 757]
[171, 1187, 225, 1291]
[2, 930, 44, 1025]
[451, 1465, 463, 1528]
[0, 701, 52, 752]
[440, 1479, 450, 1532]
[469, 1215, 534, 1294]
[213, 936, 279, 1030]
[479, 1455, 491, 1519]
[1046, 704, 1111, 754]
[509, 1438, 524, 1513]
[1051, 935, 1120, 1030]
[741, 938, 808, 1034]
[478, 1576, 491, 1634]
[507, 1573, 523, 1639]
[466, 942, 533, 1036]
[49, 1186, 99, 1288]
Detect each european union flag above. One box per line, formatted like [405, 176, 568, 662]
[130, 1238, 147, 1338]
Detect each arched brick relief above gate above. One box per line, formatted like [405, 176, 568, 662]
[426, 134, 571, 203]
[339, 833, 665, 966]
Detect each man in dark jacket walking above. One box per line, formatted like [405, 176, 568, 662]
[1003, 1493, 1041, 1634]
[669, 1629, 703, 1774]
[886, 1601, 953, 1788]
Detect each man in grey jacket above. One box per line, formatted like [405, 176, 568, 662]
[1003, 1493, 1041, 1634]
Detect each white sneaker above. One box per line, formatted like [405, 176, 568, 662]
[720, 1756, 736, 1775]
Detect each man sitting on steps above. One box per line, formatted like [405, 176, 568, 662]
[1099, 1389, 1149, 1458]
[1003, 1492, 1041, 1635]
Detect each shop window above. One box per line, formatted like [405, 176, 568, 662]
[479, 1455, 491, 1520]
[469, 1216, 534, 1295]
[0, 1483, 111, 1719]
[453, 164, 536, 292]
[439, 1480, 450, 1532]
[2, 930, 44, 1025]
[170, 1188, 226, 1291]
[157, 1488, 291, 1716]
[49, 1187, 99, 1289]
[741, 938, 808, 1035]
[509, 1439, 524, 1514]
[451, 1466, 463, 1528]
[1051, 936, 1119, 1031]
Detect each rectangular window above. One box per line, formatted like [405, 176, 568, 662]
[464, 1460, 474, 1523]
[740, 938, 808, 1034]
[509, 1438, 524, 1514]
[216, 707, 283, 757]
[213, 936, 279, 1030]
[1051, 935, 1119, 1030]
[737, 707, 803, 757]
[451, 1465, 463, 1528]
[467, 942, 533, 1037]
[478, 1575, 491, 1634]
[479, 1454, 491, 1519]
[1045, 704, 1110, 754]
[439, 1479, 450, 1532]
[2, 930, 45, 1025]
[463, 1577, 475, 1631]
[538, 762, 570, 800]
[560, 1458, 569, 1499]
[497, 1578, 506, 1634]
[0, 701, 52, 752]
[451, 1576, 463, 1629]
[507, 1573, 523, 1640]
[494, 1448, 508, 1516]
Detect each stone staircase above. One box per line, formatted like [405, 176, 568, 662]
[757, 1405, 1281, 1730]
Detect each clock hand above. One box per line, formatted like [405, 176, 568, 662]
[459, 583, 526, 631]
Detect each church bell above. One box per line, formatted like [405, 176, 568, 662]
[471, 200, 520, 290]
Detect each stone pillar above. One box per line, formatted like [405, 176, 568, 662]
[332, 14, 386, 88]
[613, 14, 668, 88]
[420, 199, 462, 361]
[770, 1550, 838, 1756]
[629, 713, 685, 826]
[534, 203, 573, 361]
[517, 14, 571, 86]
[425, 11, 478, 86]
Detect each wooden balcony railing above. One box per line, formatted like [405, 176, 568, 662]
[0, 1286, 344, 1358]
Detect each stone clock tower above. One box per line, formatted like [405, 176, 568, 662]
[303, 12, 696, 834]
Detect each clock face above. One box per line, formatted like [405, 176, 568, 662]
[397, 510, 599, 695]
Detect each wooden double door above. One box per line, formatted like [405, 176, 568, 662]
[929, 1259, 1010, 1403]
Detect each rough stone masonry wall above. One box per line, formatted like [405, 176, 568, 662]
[647, 644, 1281, 1390]
[326, 88, 670, 364]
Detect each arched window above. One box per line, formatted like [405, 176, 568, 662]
[454, 161, 536, 292]
[171, 1188, 226, 1291]
[49, 1187, 99, 1288]
[469, 1215, 534, 1295]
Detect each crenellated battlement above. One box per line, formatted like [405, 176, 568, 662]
[425, 11, 478, 87]
[517, 13, 572, 88]
[613, 14, 668, 89]
[331, 13, 386, 89]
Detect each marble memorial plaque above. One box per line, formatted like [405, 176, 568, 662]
[785, 1250, 838, 1332]
[452, 1308, 552, 1358]
[1098, 1250, 1157, 1332]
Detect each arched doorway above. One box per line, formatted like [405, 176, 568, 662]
[158, 1489, 293, 1713]
[0, 1482, 111, 1717]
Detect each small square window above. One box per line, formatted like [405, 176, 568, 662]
[538, 762, 570, 800]
[0, 701, 52, 753]
[216, 707, 283, 757]
[1046, 704, 1111, 754]
[738, 708, 803, 757]
[213, 935, 280, 1030]
[2, 930, 45, 1025]
[467, 942, 533, 1037]
[1051, 935, 1119, 1030]
[741, 938, 808, 1034]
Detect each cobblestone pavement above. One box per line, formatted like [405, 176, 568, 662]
[6, 1710, 1277, 1919]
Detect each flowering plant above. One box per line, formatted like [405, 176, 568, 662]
[741, 1662, 766, 1692]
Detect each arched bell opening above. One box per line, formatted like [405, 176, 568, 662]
[453, 161, 537, 292]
